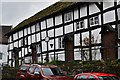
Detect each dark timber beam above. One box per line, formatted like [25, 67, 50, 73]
[94, 2, 102, 11]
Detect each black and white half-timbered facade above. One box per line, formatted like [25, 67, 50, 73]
[5, 1, 120, 67]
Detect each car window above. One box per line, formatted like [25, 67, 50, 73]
[75, 75, 87, 80]
[98, 76, 119, 80]
[34, 67, 40, 73]
[28, 66, 34, 74]
[20, 65, 29, 71]
[41, 67, 64, 76]
[88, 76, 96, 80]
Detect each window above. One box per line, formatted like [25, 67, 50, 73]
[76, 20, 85, 30]
[90, 16, 99, 26]
[88, 76, 96, 80]
[118, 24, 120, 39]
[58, 37, 64, 48]
[76, 75, 87, 80]
[28, 66, 34, 74]
[34, 67, 40, 73]
[64, 12, 72, 22]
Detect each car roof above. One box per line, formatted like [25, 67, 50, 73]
[77, 72, 118, 77]
[30, 64, 58, 68]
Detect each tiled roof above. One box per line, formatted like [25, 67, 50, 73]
[6, 2, 76, 36]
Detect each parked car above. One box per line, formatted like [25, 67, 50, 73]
[16, 64, 30, 80]
[26, 64, 73, 80]
[74, 72, 120, 80]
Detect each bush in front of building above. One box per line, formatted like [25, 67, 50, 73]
[2, 59, 120, 79]
[2, 65, 18, 80]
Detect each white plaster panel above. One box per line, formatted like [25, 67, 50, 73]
[82, 32, 89, 46]
[41, 31, 46, 40]
[28, 36, 31, 45]
[55, 15, 62, 25]
[48, 29, 54, 37]
[9, 36, 12, 43]
[24, 28, 27, 36]
[103, 10, 115, 24]
[42, 41, 47, 52]
[41, 20, 46, 30]
[14, 41, 18, 47]
[80, 5, 87, 17]
[92, 47, 101, 60]
[47, 17, 53, 28]
[36, 33, 40, 42]
[74, 34, 80, 46]
[32, 34, 36, 43]
[118, 8, 120, 20]
[89, 3, 100, 15]
[19, 30, 23, 38]
[28, 27, 31, 34]
[36, 23, 40, 31]
[103, 2, 114, 10]
[74, 49, 81, 60]
[22, 48, 24, 57]
[91, 28, 101, 43]
[56, 51, 65, 61]
[31, 25, 35, 33]
[118, 44, 120, 59]
[19, 51, 21, 58]
[55, 27, 63, 36]
[65, 24, 73, 34]
[9, 52, 12, 59]
[74, 9, 79, 19]
[13, 33, 18, 40]
[10, 43, 13, 49]
[24, 48, 28, 55]
[55, 38, 59, 49]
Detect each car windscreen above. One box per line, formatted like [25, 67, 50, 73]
[41, 67, 65, 76]
[98, 76, 120, 80]
[20, 65, 29, 71]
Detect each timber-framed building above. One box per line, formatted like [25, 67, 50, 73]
[5, 1, 120, 67]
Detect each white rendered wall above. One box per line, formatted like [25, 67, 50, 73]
[0, 45, 8, 64]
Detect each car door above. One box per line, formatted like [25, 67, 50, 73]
[26, 66, 35, 80]
[33, 67, 42, 80]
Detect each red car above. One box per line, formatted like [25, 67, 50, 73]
[17, 64, 73, 80]
[74, 72, 120, 80]
[16, 64, 30, 80]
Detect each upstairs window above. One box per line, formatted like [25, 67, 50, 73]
[64, 12, 72, 22]
[90, 16, 99, 26]
[118, 24, 120, 39]
[58, 37, 64, 49]
[76, 20, 85, 30]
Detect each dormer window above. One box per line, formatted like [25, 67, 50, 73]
[76, 20, 85, 30]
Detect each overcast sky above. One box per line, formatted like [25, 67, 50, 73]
[1, 0, 60, 28]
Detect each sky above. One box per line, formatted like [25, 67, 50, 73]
[1, 0, 60, 28]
